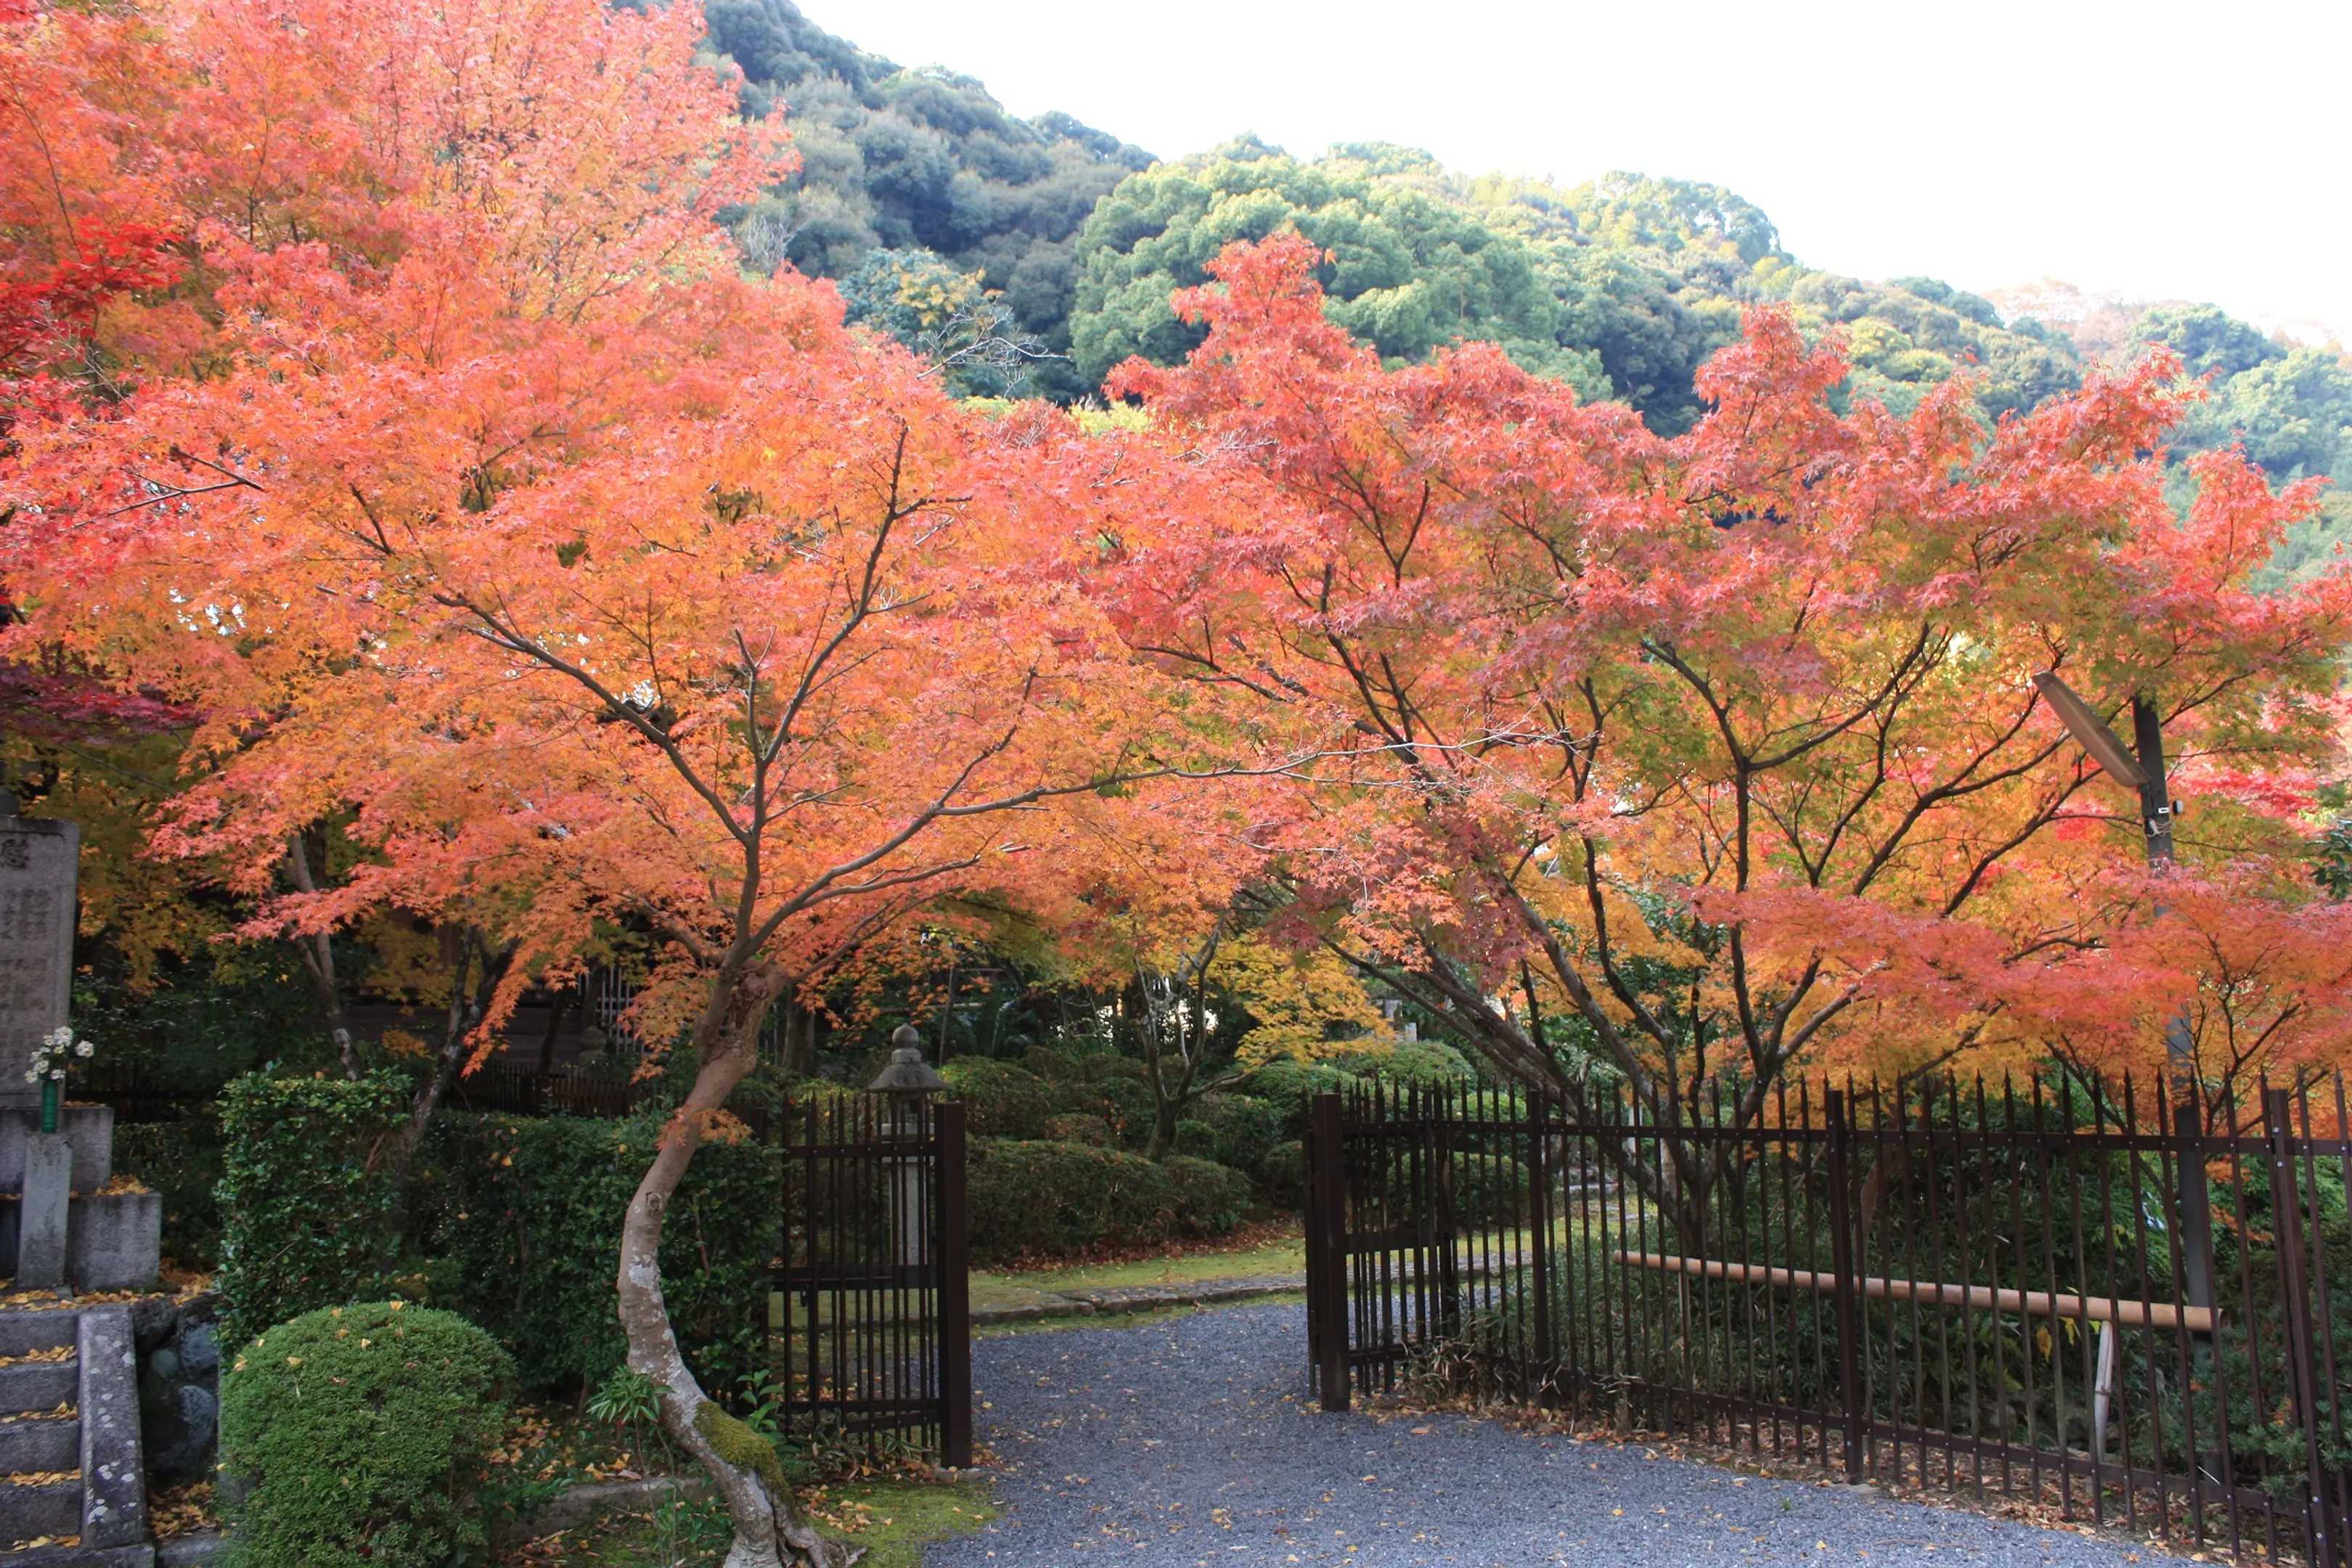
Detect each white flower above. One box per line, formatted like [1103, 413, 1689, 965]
[73, 1042, 91, 1058]
[49, 1068, 65, 1080]
[44, 1026, 69, 1048]
[23, 1068, 38, 1085]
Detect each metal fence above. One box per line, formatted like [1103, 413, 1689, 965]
[1304, 1077, 2352, 1564]
[771, 1095, 971, 1467]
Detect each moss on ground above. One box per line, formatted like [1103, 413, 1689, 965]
[495, 1477, 995, 1566]
[800, 1478, 997, 1567]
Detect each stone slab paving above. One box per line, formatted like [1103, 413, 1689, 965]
[973, 1276, 1304, 1326]
[929, 1300, 2198, 1568]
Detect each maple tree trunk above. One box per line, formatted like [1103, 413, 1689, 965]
[617, 968, 846, 1568]
[283, 834, 361, 1077]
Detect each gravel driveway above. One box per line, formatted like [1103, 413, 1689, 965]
[926, 1300, 2193, 1568]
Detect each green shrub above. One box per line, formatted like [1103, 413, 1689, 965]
[221, 1302, 513, 1568]
[1074, 1053, 1148, 1084]
[217, 1073, 407, 1347]
[419, 1111, 777, 1398]
[1199, 1094, 1283, 1178]
[1020, 1046, 1071, 1082]
[1170, 1119, 1217, 1160]
[939, 1058, 1060, 1139]
[1244, 1045, 1476, 1137]
[1237, 1058, 1362, 1136]
[965, 1140, 1249, 1260]
[1041, 1112, 1111, 1146]
[1065, 1075, 1155, 1146]
[1158, 1154, 1252, 1235]
[115, 1114, 226, 1273]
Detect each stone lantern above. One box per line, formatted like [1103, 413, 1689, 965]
[868, 1025, 947, 1267]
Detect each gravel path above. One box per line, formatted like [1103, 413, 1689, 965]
[927, 1300, 2192, 1568]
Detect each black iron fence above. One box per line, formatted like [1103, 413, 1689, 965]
[1304, 1077, 2352, 1564]
[771, 1095, 971, 1467]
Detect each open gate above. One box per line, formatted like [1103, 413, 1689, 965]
[772, 1095, 971, 1467]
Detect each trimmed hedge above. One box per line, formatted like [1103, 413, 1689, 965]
[216, 1073, 407, 1347]
[1041, 1112, 1112, 1146]
[939, 1058, 1061, 1139]
[1198, 1093, 1283, 1177]
[419, 1111, 777, 1397]
[221, 1302, 512, 1568]
[966, 1140, 1249, 1260]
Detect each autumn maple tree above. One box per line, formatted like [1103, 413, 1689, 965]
[1104, 236, 2351, 1233]
[0, 0, 1255, 1561]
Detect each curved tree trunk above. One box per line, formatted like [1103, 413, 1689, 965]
[616, 969, 849, 1568]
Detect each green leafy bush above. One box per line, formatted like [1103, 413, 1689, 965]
[1170, 1119, 1217, 1160]
[1020, 1046, 1071, 1082]
[1198, 1094, 1283, 1178]
[939, 1058, 1061, 1139]
[965, 1140, 1249, 1260]
[1064, 1075, 1155, 1146]
[115, 1114, 226, 1273]
[216, 1073, 407, 1346]
[1041, 1112, 1111, 1146]
[1074, 1052, 1148, 1084]
[419, 1111, 777, 1398]
[220, 1302, 512, 1568]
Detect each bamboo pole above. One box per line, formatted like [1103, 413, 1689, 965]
[1612, 1251, 2219, 1334]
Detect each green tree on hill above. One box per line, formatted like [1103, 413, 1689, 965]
[701, 0, 1150, 401]
[2126, 301, 2352, 589]
[1764, 270, 2082, 420]
[1071, 139, 1606, 396]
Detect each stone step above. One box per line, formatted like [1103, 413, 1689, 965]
[0, 1477, 83, 1545]
[0, 1308, 80, 1359]
[0, 1356, 78, 1413]
[0, 1411, 80, 1472]
[7, 1544, 154, 1567]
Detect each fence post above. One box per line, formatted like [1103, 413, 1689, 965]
[1307, 1091, 1350, 1412]
[1528, 1090, 1554, 1402]
[2263, 1087, 2334, 1567]
[936, 1101, 973, 1470]
[2173, 1099, 2219, 1315]
[1825, 1087, 1864, 1482]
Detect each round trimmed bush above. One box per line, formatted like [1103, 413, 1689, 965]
[1171, 1118, 1218, 1160]
[939, 1058, 1061, 1139]
[1200, 1094, 1283, 1177]
[1067, 1075, 1156, 1146]
[1041, 1112, 1112, 1146]
[1021, 1046, 1071, 1081]
[221, 1302, 513, 1568]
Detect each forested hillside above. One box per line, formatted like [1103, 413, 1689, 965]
[701, 0, 2348, 577]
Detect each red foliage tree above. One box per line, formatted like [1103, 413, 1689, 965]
[1105, 237, 2351, 1228]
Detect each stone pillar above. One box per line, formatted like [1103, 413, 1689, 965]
[0, 812, 78, 1111]
[17, 1130, 72, 1287]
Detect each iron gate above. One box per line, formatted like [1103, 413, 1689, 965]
[772, 1095, 971, 1466]
[1304, 1077, 2352, 1564]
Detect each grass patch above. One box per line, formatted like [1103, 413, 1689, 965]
[973, 1225, 1303, 1299]
[973, 1291, 1305, 1339]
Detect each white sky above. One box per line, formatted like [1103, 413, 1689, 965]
[829, 0, 2351, 343]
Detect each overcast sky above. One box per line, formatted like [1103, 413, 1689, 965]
[831, 0, 2349, 343]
